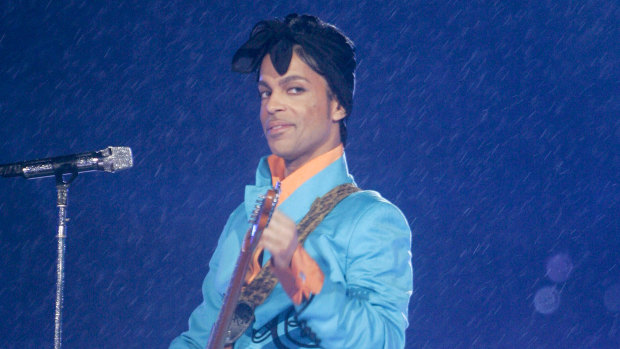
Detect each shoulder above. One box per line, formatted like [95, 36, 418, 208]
[321, 188, 411, 245]
[336, 189, 408, 225]
[330, 189, 412, 284]
[214, 203, 247, 249]
[345, 189, 394, 207]
[227, 203, 247, 222]
[218, 203, 246, 234]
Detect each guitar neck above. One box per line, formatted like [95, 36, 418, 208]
[206, 228, 258, 349]
[206, 186, 279, 349]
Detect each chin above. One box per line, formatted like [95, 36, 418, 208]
[268, 141, 296, 158]
[272, 150, 296, 161]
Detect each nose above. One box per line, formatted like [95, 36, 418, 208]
[265, 89, 285, 114]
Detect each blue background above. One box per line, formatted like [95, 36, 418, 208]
[0, 1, 618, 348]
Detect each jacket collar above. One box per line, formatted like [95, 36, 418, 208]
[244, 153, 354, 224]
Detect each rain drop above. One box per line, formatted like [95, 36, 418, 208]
[545, 253, 573, 283]
[534, 286, 561, 315]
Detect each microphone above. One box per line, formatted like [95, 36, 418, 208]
[0, 146, 133, 179]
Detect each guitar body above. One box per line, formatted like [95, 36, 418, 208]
[206, 185, 280, 349]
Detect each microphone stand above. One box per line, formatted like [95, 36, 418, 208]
[0, 146, 133, 348]
[1, 146, 133, 348]
[53, 169, 78, 349]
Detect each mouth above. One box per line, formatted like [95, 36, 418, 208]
[266, 122, 294, 136]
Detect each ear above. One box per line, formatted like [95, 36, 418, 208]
[330, 100, 347, 122]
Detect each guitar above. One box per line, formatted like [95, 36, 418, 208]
[206, 184, 280, 349]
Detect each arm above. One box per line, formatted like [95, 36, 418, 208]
[295, 200, 413, 349]
[169, 269, 222, 349]
[169, 206, 245, 349]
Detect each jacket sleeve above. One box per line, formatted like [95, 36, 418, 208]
[169, 206, 244, 349]
[271, 244, 325, 305]
[295, 200, 413, 349]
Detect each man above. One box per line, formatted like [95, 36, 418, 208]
[171, 14, 412, 348]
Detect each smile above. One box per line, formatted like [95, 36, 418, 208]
[267, 123, 294, 135]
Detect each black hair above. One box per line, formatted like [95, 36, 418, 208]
[232, 14, 356, 145]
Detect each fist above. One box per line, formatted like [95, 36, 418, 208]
[260, 209, 298, 269]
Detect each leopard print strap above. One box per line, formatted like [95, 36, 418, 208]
[225, 183, 360, 343]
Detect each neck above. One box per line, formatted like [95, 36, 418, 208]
[282, 142, 343, 177]
[283, 158, 308, 177]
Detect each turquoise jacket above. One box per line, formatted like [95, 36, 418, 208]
[170, 154, 413, 348]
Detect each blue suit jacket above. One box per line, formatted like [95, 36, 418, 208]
[170, 154, 413, 348]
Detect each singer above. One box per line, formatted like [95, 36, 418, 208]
[170, 14, 412, 349]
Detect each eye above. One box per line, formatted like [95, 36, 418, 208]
[288, 87, 305, 95]
[258, 89, 271, 99]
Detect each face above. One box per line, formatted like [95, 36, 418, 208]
[258, 51, 346, 174]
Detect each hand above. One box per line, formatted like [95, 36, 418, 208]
[260, 209, 298, 269]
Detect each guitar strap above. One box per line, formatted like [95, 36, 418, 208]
[225, 183, 361, 344]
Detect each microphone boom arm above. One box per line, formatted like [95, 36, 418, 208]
[0, 146, 133, 179]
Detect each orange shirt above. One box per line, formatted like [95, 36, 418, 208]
[245, 145, 344, 304]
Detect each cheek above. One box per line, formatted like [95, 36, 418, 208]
[306, 103, 326, 125]
[259, 107, 268, 128]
